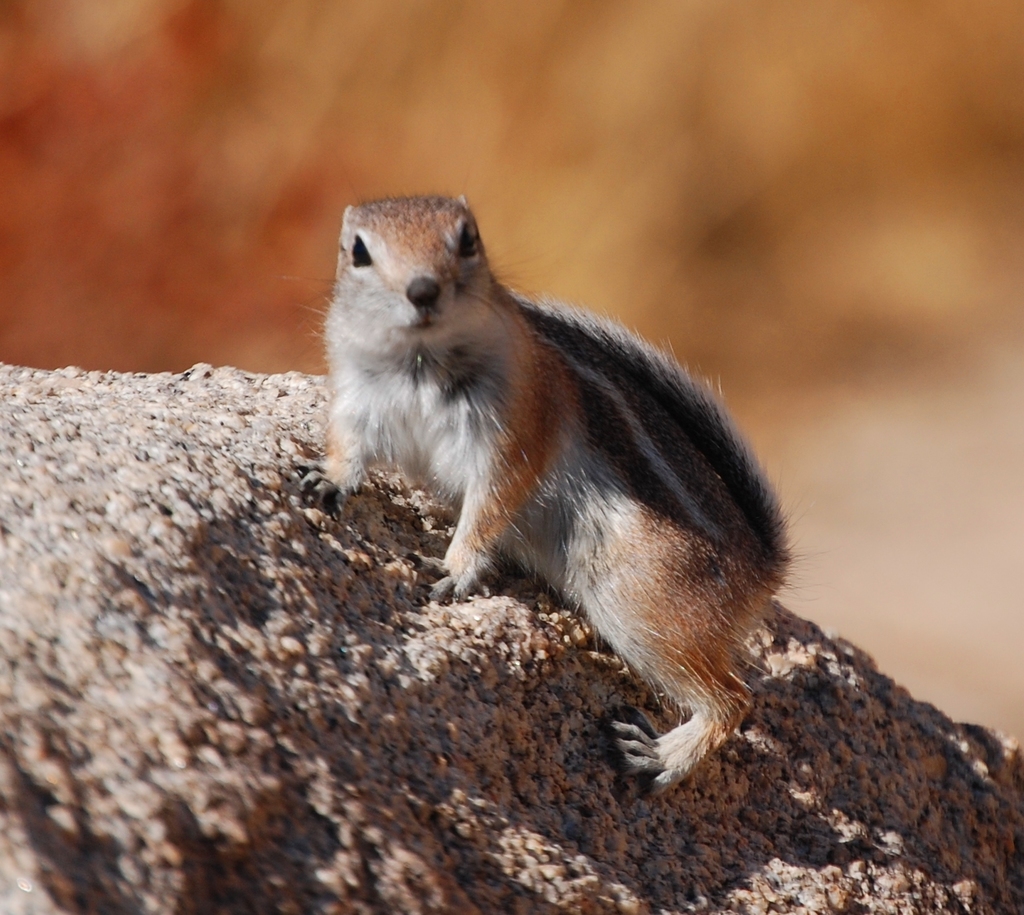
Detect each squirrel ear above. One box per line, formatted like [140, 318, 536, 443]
[457, 194, 468, 207]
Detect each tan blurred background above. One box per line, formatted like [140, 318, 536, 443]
[2, 1, 1022, 737]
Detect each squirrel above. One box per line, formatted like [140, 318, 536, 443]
[313, 195, 788, 792]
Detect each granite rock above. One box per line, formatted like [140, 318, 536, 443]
[0, 363, 1021, 914]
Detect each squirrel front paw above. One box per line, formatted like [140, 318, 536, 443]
[428, 573, 492, 603]
[298, 466, 347, 516]
[430, 541, 493, 603]
[429, 575, 457, 603]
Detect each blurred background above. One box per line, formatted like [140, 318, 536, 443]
[2, 1, 1022, 737]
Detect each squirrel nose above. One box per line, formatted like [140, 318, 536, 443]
[406, 276, 441, 312]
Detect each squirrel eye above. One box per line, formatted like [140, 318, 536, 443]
[458, 223, 478, 258]
[351, 235, 372, 267]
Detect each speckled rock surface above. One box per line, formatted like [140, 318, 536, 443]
[0, 363, 1022, 915]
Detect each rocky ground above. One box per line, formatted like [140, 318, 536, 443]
[0, 363, 1021, 914]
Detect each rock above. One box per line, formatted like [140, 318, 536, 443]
[0, 362, 1021, 914]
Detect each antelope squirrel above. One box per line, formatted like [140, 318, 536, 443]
[316, 195, 788, 791]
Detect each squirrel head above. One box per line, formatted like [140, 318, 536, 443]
[334, 196, 491, 339]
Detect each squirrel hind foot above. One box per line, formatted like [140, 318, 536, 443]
[606, 705, 735, 794]
[605, 707, 665, 795]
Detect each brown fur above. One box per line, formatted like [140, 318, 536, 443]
[463, 304, 577, 553]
